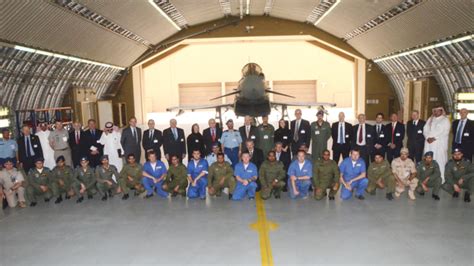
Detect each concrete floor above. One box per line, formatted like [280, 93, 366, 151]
[0, 191, 472, 266]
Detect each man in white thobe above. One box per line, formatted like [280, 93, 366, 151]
[98, 122, 124, 172]
[423, 106, 450, 182]
[36, 122, 56, 169]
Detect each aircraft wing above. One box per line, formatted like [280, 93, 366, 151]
[270, 101, 337, 108]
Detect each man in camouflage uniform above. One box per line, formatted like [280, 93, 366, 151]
[367, 152, 395, 200]
[392, 148, 418, 200]
[207, 152, 236, 199]
[26, 158, 53, 207]
[442, 148, 473, 202]
[119, 154, 144, 200]
[73, 157, 97, 203]
[312, 149, 339, 200]
[416, 151, 442, 200]
[95, 155, 120, 201]
[310, 110, 331, 160]
[162, 155, 188, 197]
[259, 151, 286, 200]
[50, 156, 75, 204]
[257, 116, 275, 157]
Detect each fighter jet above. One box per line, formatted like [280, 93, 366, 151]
[167, 63, 336, 121]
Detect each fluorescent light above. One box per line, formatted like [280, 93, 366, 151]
[246, 0, 250, 15]
[313, 0, 340, 26]
[457, 93, 474, 101]
[13, 44, 125, 70]
[148, 0, 181, 31]
[374, 34, 473, 62]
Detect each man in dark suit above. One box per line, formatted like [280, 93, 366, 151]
[372, 113, 388, 161]
[121, 117, 142, 163]
[163, 118, 186, 162]
[243, 139, 264, 169]
[68, 121, 87, 167]
[83, 119, 103, 168]
[290, 109, 311, 155]
[17, 125, 43, 173]
[239, 116, 259, 149]
[406, 110, 426, 163]
[274, 142, 291, 171]
[452, 108, 474, 161]
[352, 114, 374, 169]
[142, 119, 163, 161]
[203, 118, 222, 156]
[331, 112, 352, 163]
[386, 113, 405, 163]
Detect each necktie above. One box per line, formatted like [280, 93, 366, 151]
[173, 128, 177, 140]
[358, 125, 363, 144]
[339, 123, 344, 144]
[294, 121, 300, 142]
[246, 126, 250, 138]
[149, 129, 153, 139]
[456, 120, 464, 144]
[211, 128, 216, 142]
[92, 130, 95, 138]
[413, 121, 416, 126]
[392, 123, 395, 142]
[277, 153, 280, 160]
[76, 131, 80, 145]
[26, 136, 31, 157]
[377, 125, 380, 135]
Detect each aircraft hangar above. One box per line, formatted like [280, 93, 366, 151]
[0, 1, 473, 265]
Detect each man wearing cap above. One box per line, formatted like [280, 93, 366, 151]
[232, 152, 258, 200]
[257, 116, 275, 157]
[187, 150, 209, 200]
[18, 125, 43, 173]
[259, 151, 286, 200]
[0, 159, 26, 208]
[416, 151, 442, 200]
[310, 110, 331, 161]
[26, 158, 53, 206]
[239, 116, 260, 150]
[121, 117, 142, 163]
[73, 157, 97, 203]
[119, 153, 144, 200]
[339, 149, 368, 200]
[48, 121, 72, 167]
[51, 156, 75, 204]
[221, 119, 242, 168]
[95, 155, 121, 201]
[205, 144, 231, 166]
[162, 155, 188, 197]
[367, 151, 395, 200]
[142, 151, 168, 199]
[207, 152, 235, 199]
[0, 128, 18, 169]
[391, 148, 418, 200]
[313, 149, 340, 200]
[287, 150, 313, 199]
[442, 148, 474, 202]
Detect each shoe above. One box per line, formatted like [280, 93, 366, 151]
[418, 191, 425, 196]
[453, 191, 459, 198]
[249, 197, 255, 200]
[394, 191, 401, 198]
[18, 201, 27, 208]
[108, 190, 113, 198]
[274, 192, 281, 199]
[145, 194, 153, 199]
[356, 195, 365, 200]
[44, 198, 50, 203]
[65, 195, 70, 200]
[134, 191, 139, 196]
[408, 191, 416, 200]
[369, 189, 376, 196]
[76, 197, 84, 203]
[171, 192, 178, 197]
[228, 193, 233, 200]
[328, 196, 335, 200]
[122, 194, 129, 200]
[386, 193, 394, 201]
[101, 195, 108, 201]
[200, 197, 206, 200]
[30, 202, 37, 207]
[464, 192, 471, 203]
[432, 194, 440, 201]
[54, 196, 63, 204]
[87, 195, 93, 199]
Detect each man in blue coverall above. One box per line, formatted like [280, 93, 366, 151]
[187, 149, 209, 199]
[287, 149, 312, 199]
[232, 152, 258, 200]
[339, 148, 368, 200]
[142, 151, 168, 198]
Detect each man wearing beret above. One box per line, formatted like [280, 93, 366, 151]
[26, 158, 53, 207]
[95, 155, 121, 201]
[73, 157, 97, 203]
[0, 159, 26, 208]
[119, 153, 144, 200]
[442, 148, 473, 202]
[367, 151, 395, 200]
[392, 148, 418, 200]
[51, 155, 75, 204]
[416, 151, 442, 200]
[310, 110, 331, 160]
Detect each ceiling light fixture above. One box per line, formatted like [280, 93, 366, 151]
[313, 0, 340, 26]
[148, 0, 182, 31]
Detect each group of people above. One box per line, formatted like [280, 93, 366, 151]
[0, 106, 473, 209]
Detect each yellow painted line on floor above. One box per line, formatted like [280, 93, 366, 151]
[250, 192, 279, 266]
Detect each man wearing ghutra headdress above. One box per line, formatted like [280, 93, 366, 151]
[423, 106, 450, 182]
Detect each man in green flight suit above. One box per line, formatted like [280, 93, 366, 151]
[416, 151, 442, 200]
[119, 153, 144, 200]
[367, 151, 396, 200]
[207, 152, 236, 199]
[26, 157, 53, 207]
[73, 157, 97, 203]
[442, 148, 473, 202]
[95, 155, 121, 201]
[310, 110, 331, 160]
[313, 149, 339, 200]
[162, 155, 188, 197]
[259, 151, 286, 200]
[257, 115, 275, 157]
[50, 155, 75, 204]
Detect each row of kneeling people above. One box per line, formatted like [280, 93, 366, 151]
[1, 145, 472, 209]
